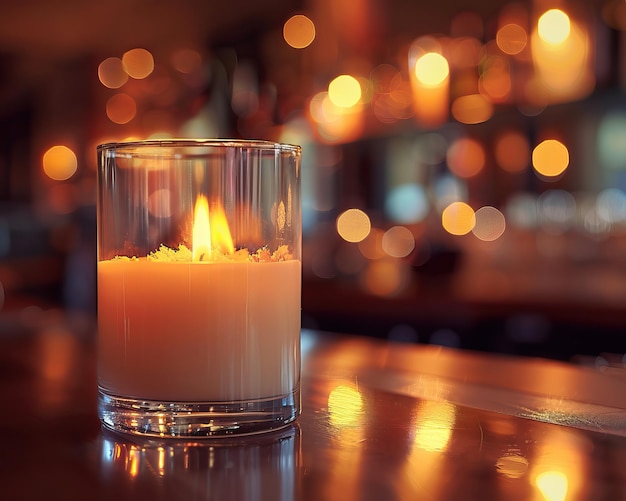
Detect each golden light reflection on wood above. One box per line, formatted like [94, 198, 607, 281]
[496, 454, 529, 479]
[536, 471, 569, 501]
[328, 384, 364, 427]
[413, 400, 456, 453]
[530, 427, 588, 501]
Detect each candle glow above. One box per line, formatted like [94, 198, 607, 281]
[192, 195, 212, 261]
[98, 194, 301, 402]
[190, 196, 236, 261]
[97, 139, 301, 437]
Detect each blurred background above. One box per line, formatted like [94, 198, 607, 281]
[1, 0, 626, 360]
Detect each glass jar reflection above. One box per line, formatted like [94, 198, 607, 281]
[98, 425, 301, 499]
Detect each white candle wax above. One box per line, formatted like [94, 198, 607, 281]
[97, 258, 301, 402]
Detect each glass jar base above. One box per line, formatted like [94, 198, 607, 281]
[98, 387, 300, 438]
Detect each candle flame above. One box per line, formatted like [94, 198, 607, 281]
[192, 196, 235, 261]
[192, 195, 211, 261]
[209, 202, 235, 255]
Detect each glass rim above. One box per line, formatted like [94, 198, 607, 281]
[97, 138, 301, 154]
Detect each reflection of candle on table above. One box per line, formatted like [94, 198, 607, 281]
[98, 196, 301, 402]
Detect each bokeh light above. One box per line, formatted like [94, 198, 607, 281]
[385, 184, 429, 223]
[442, 201, 476, 235]
[98, 57, 129, 89]
[409, 42, 450, 127]
[538, 9, 571, 44]
[122, 48, 154, 79]
[596, 188, 626, 224]
[308, 91, 328, 123]
[583, 205, 611, 237]
[106, 93, 137, 124]
[171, 48, 202, 74]
[495, 130, 530, 172]
[479, 55, 512, 101]
[370, 64, 413, 123]
[506, 193, 538, 229]
[337, 208, 371, 242]
[532, 139, 569, 178]
[358, 228, 385, 260]
[283, 14, 316, 49]
[361, 260, 407, 296]
[414, 52, 449, 86]
[42, 145, 78, 181]
[382, 226, 415, 257]
[496, 23, 528, 55]
[357, 76, 373, 105]
[451, 94, 494, 124]
[328, 75, 362, 108]
[310, 90, 364, 143]
[537, 190, 576, 233]
[448, 37, 482, 69]
[531, 13, 593, 102]
[597, 111, 626, 170]
[472, 206, 506, 241]
[447, 137, 485, 178]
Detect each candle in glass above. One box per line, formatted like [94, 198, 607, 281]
[97, 140, 302, 438]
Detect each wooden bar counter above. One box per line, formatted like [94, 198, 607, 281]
[1, 309, 626, 500]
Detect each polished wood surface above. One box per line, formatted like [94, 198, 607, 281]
[2, 309, 626, 500]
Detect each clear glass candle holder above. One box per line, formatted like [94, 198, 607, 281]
[96, 139, 302, 438]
